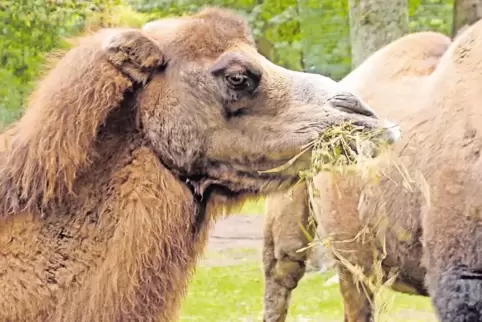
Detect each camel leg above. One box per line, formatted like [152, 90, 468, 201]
[262, 184, 314, 322]
[263, 229, 309, 322]
[338, 266, 374, 322]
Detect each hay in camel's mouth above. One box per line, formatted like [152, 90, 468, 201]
[259, 121, 393, 181]
[302, 122, 389, 177]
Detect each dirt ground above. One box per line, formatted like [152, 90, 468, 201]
[202, 215, 265, 266]
[204, 214, 328, 272]
[207, 215, 264, 251]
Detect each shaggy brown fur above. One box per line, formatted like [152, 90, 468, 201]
[262, 31, 453, 322]
[0, 8, 399, 322]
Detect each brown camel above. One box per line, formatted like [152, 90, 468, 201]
[262, 30, 466, 322]
[0, 7, 400, 322]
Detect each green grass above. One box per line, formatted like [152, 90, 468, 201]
[235, 198, 265, 215]
[180, 262, 436, 322]
[0, 107, 21, 129]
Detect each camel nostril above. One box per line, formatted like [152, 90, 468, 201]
[328, 92, 377, 118]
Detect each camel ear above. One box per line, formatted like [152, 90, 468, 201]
[102, 29, 166, 86]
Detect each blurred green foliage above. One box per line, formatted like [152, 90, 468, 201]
[0, 0, 143, 123]
[0, 0, 453, 126]
[0, 0, 113, 123]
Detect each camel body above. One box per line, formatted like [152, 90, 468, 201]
[263, 27, 482, 322]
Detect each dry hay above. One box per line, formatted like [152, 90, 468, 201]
[261, 121, 399, 182]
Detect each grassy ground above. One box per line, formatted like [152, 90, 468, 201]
[180, 259, 436, 322]
[237, 198, 265, 215]
[180, 200, 437, 321]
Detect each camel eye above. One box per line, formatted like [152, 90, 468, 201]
[226, 73, 249, 88]
[224, 71, 259, 95]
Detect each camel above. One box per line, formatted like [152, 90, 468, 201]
[262, 30, 467, 322]
[0, 7, 400, 322]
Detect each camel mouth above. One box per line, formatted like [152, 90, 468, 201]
[180, 160, 301, 202]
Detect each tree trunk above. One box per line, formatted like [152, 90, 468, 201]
[452, 0, 482, 39]
[348, 0, 408, 68]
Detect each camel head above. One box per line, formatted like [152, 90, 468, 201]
[137, 8, 400, 200]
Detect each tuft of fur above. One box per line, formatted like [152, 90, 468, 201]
[49, 148, 211, 322]
[431, 265, 482, 322]
[0, 16, 206, 322]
